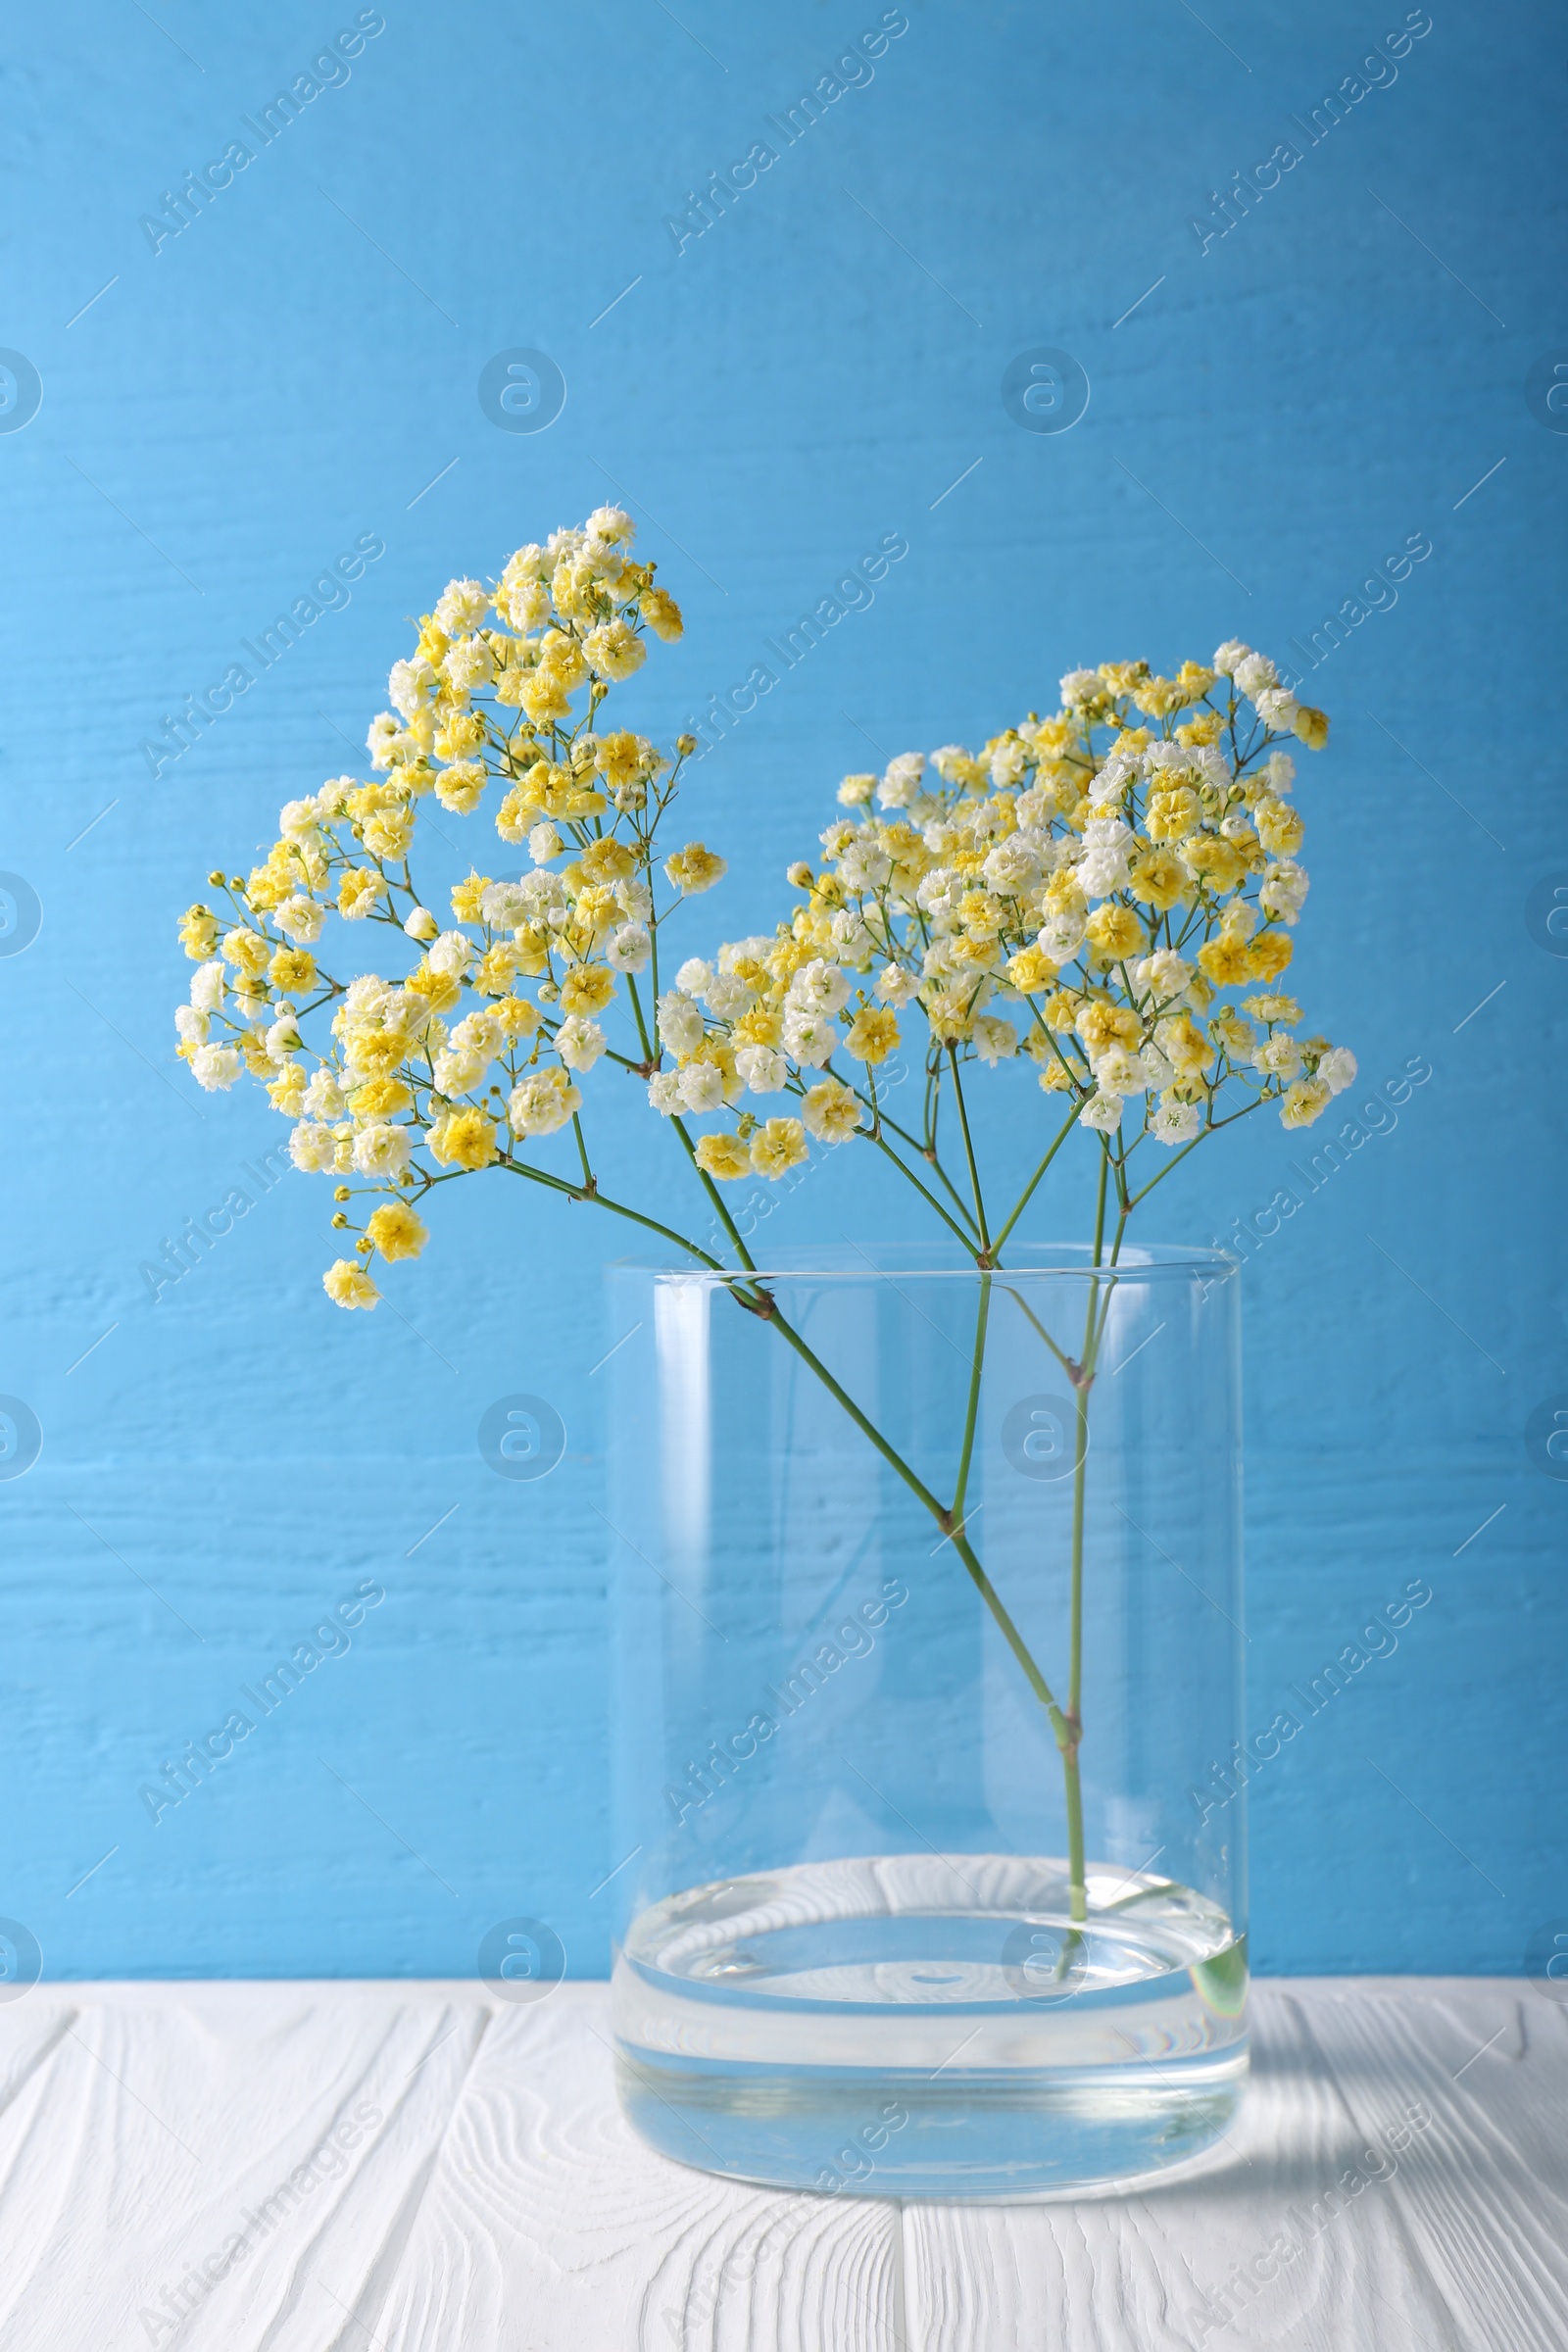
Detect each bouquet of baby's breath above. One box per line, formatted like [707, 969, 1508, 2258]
[174, 516, 1351, 1921]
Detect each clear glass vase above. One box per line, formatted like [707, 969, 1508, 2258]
[605, 1244, 1247, 2199]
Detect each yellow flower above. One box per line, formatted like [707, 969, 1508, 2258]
[407, 961, 465, 1016]
[363, 806, 416, 861]
[179, 906, 218, 960]
[223, 927, 270, 978]
[694, 1131, 751, 1180]
[578, 836, 638, 886]
[1294, 706, 1330, 750]
[349, 1076, 413, 1119]
[845, 1005, 901, 1063]
[1145, 786, 1201, 843]
[802, 1079, 862, 1143]
[1197, 935, 1253, 987]
[520, 668, 574, 726]
[1255, 798, 1304, 857]
[1128, 849, 1189, 910]
[1246, 930, 1294, 981]
[474, 943, 520, 994]
[584, 617, 646, 681]
[338, 869, 382, 919]
[664, 842, 728, 895]
[1005, 944, 1059, 994]
[1280, 1075, 1332, 1127]
[365, 1201, 429, 1261]
[750, 1116, 808, 1178]
[641, 586, 684, 642]
[1076, 1000, 1141, 1054]
[1243, 991, 1301, 1025]
[1084, 905, 1143, 960]
[496, 994, 541, 1043]
[429, 1107, 497, 1169]
[268, 1064, 308, 1116]
[560, 962, 615, 1016]
[1037, 1053, 1075, 1092]
[323, 1258, 380, 1309]
[1182, 836, 1245, 895]
[270, 947, 316, 993]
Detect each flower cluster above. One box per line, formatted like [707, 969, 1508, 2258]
[662, 646, 1352, 1219]
[172, 511, 722, 1307]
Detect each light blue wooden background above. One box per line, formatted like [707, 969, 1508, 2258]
[0, 0, 1561, 1977]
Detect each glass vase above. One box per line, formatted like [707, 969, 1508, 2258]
[605, 1244, 1247, 2199]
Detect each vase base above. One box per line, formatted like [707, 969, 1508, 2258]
[612, 1853, 1248, 2197]
[616, 2043, 1249, 2198]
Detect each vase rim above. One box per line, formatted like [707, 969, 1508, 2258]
[609, 1241, 1240, 1283]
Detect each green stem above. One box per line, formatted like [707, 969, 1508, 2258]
[989, 1101, 1081, 1258]
[952, 1271, 991, 1526]
[946, 1048, 991, 1253]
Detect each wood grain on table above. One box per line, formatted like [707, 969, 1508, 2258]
[0, 1979, 1560, 2349]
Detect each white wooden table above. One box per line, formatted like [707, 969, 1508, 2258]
[0, 1979, 1560, 2348]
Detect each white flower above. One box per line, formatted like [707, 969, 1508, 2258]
[839, 839, 893, 893]
[1135, 949, 1192, 1007]
[585, 504, 634, 546]
[441, 637, 494, 693]
[304, 1069, 345, 1119]
[1038, 910, 1086, 963]
[1077, 818, 1135, 899]
[278, 796, 320, 841]
[1318, 1046, 1357, 1096]
[787, 957, 851, 1019]
[190, 959, 226, 1012]
[428, 928, 475, 977]
[971, 1014, 1018, 1065]
[353, 1123, 413, 1178]
[266, 1016, 301, 1063]
[289, 1120, 338, 1173]
[607, 922, 651, 973]
[1233, 652, 1278, 698]
[783, 1011, 839, 1068]
[433, 1048, 486, 1095]
[1253, 687, 1299, 730]
[556, 1015, 607, 1071]
[703, 974, 751, 1021]
[191, 1044, 242, 1091]
[1092, 1046, 1147, 1096]
[878, 752, 925, 808]
[367, 712, 400, 767]
[988, 737, 1029, 788]
[174, 1004, 208, 1046]
[387, 657, 436, 719]
[434, 577, 491, 635]
[528, 822, 564, 865]
[1253, 1035, 1303, 1081]
[647, 1070, 683, 1116]
[1212, 640, 1250, 676]
[1139, 1043, 1175, 1090]
[1151, 1095, 1201, 1146]
[983, 839, 1041, 896]
[930, 744, 973, 783]
[614, 876, 652, 922]
[1059, 667, 1101, 704]
[474, 883, 524, 932]
[876, 964, 921, 1007]
[274, 895, 325, 945]
[677, 1062, 725, 1113]
[676, 958, 713, 999]
[1265, 750, 1297, 795]
[1259, 860, 1309, 925]
[510, 1069, 581, 1136]
[658, 991, 705, 1056]
[736, 1044, 788, 1094]
[404, 906, 439, 942]
[1078, 1091, 1124, 1132]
